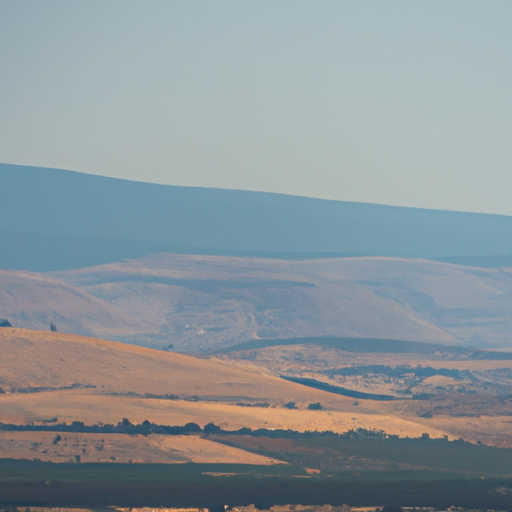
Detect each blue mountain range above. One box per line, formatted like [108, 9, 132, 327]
[2, 163, 512, 271]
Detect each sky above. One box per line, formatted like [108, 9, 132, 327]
[1, 1, 512, 215]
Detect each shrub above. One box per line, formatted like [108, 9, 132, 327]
[203, 422, 222, 434]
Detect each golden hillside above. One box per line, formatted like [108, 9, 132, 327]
[0, 328, 344, 403]
[0, 329, 454, 446]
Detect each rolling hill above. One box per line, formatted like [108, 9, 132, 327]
[3, 163, 512, 271]
[2, 328, 511, 448]
[0, 328, 455, 445]
[0, 269, 143, 337]
[2, 254, 512, 350]
[0, 327, 324, 400]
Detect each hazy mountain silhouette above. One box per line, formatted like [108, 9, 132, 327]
[2, 163, 512, 271]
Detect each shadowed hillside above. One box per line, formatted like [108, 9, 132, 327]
[53, 254, 512, 349]
[1, 255, 457, 350]
[3, 163, 512, 271]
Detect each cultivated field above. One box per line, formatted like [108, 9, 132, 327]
[0, 432, 280, 464]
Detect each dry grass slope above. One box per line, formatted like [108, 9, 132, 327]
[0, 329, 455, 451]
[0, 328, 340, 401]
[0, 432, 281, 464]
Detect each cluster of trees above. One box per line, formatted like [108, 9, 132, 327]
[0, 419, 388, 440]
[9, 383, 96, 394]
[0, 419, 203, 436]
[328, 364, 467, 380]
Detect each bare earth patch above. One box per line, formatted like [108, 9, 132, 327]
[0, 431, 281, 464]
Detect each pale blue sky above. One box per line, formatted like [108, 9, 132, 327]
[1, 1, 511, 214]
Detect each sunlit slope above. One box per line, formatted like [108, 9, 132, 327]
[3, 254, 512, 350]
[0, 329, 448, 440]
[1, 255, 456, 349]
[0, 391, 449, 441]
[3, 163, 512, 271]
[0, 329, 342, 403]
[0, 330, 482, 443]
[0, 270, 144, 337]
[57, 254, 512, 348]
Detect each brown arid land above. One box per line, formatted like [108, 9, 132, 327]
[0, 390, 447, 440]
[3, 254, 512, 350]
[0, 431, 280, 464]
[216, 341, 512, 447]
[0, 328, 346, 402]
[218, 343, 512, 398]
[2, 328, 512, 466]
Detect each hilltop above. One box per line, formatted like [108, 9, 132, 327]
[2, 163, 512, 271]
[0, 328, 324, 400]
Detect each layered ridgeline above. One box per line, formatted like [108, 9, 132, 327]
[3, 253, 512, 349]
[2, 163, 512, 271]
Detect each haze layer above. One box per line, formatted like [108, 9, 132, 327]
[3, 163, 512, 271]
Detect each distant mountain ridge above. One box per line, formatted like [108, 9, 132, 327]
[2, 163, 512, 271]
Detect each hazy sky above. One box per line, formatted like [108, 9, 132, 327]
[1, 1, 512, 214]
